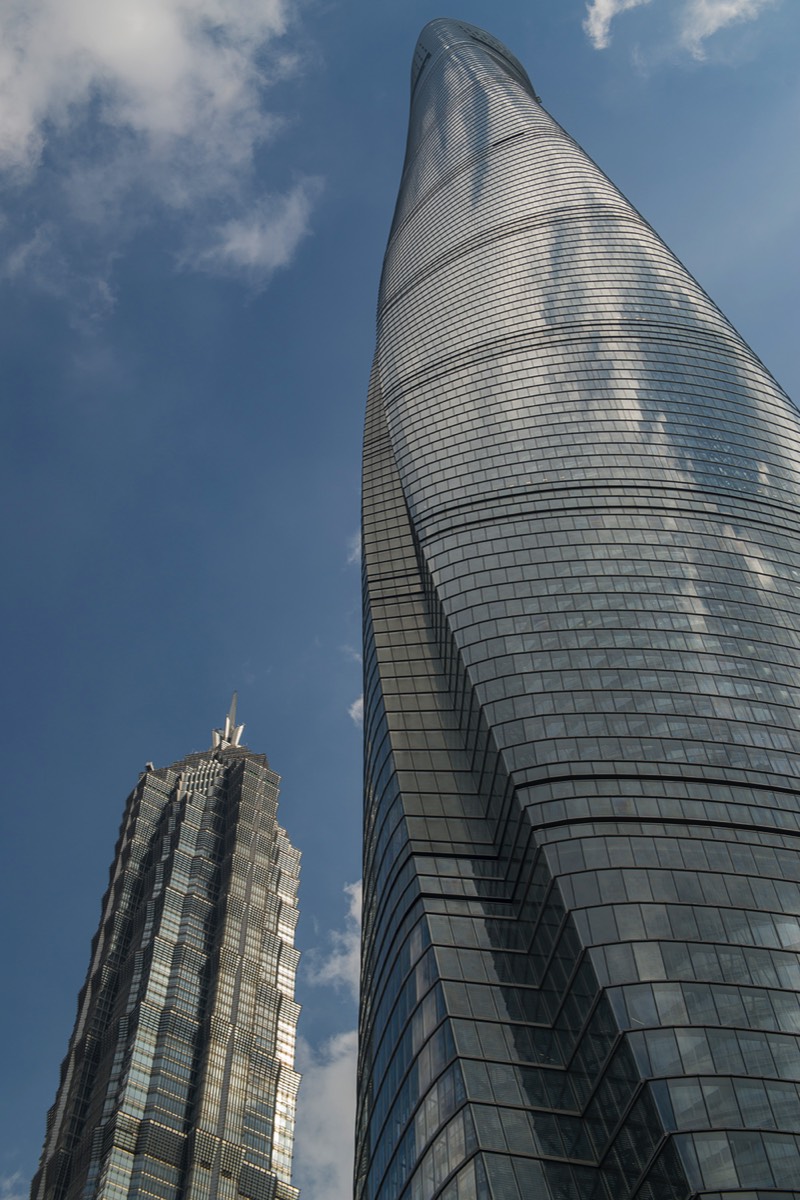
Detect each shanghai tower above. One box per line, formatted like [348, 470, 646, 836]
[357, 18, 800, 1200]
[32, 703, 301, 1200]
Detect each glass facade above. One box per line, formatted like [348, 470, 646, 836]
[357, 19, 800, 1200]
[32, 717, 300, 1200]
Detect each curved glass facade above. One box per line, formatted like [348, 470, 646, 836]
[358, 19, 800, 1200]
[32, 734, 300, 1200]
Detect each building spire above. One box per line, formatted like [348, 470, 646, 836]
[211, 692, 245, 750]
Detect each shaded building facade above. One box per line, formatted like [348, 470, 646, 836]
[33, 705, 300, 1200]
[358, 19, 800, 1200]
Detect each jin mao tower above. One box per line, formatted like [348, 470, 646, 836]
[32, 702, 300, 1200]
[358, 19, 800, 1200]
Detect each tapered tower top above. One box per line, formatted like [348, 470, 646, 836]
[412, 18, 531, 90]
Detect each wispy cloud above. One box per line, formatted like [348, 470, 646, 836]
[680, 0, 778, 57]
[348, 695, 363, 727]
[0, 221, 116, 322]
[583, 0, 780, 55]
[584, 0, 652, 50]
[0, 0, 317, 299]
[294, 1030, 358, 1200]
[346, 531, 362, 566]
[305, 880, 361, 999]
[341, 644, 362, 665]
[294, 883, 362, 1196]
[0, 1173, 27, 1200]
[191, 180, 321, 283]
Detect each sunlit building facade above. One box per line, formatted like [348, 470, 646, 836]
[32, 705, 300, 1200]
[357, 18, 800, 1200]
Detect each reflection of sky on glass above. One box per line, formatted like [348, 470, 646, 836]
[382, 74, 800, 519]
[374, 17, 800, 789]
[2, 1, 800, 1192]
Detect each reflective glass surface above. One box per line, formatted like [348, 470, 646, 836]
[32, 748, 300, 1200]
[358, 18, 800, 1200]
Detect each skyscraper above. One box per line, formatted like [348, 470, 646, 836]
[32, 703, 300, 1200]
[358, 18, 800, 1200]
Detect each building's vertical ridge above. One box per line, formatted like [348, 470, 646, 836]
[359, 18, 800, 1199]
[32, 725, 300, 1200]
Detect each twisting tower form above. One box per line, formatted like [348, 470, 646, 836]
[358, 19, 800, 1200]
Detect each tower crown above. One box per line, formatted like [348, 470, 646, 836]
[211, 692, 245, 750]
[412, 18, 531, 91]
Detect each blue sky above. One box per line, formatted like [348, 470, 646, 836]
[0, 1, 798, 1197]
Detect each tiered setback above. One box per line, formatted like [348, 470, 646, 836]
[33, 748, 300, 1200]
[358, 19, 800, 1200]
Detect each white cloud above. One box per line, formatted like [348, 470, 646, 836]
[294, 1030, 358, 1200]
[346, 530, 362, 566]
[583, 0, 780, 54]
[341, 644, 362, 665]
[348, 695, 363, 727]
[0, 0, 318, 293]
[306, 880, 362, 999]
[191, 180, 320, 284]
[680, 0, 778, 57]
[0, 0, 288, 178]
[294, 883, 362, 1195]
[584, 0, 652, 49]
